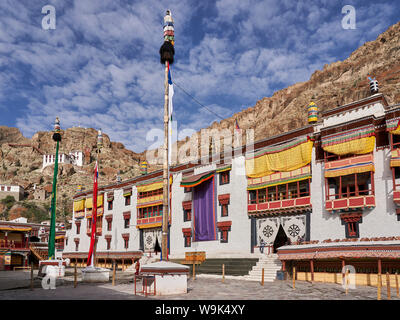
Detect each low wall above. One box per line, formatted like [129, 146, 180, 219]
[296, 271, 400, 288]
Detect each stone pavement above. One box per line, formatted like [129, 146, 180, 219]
[0, 272, 397, 300]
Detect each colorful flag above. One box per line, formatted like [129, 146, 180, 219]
[235, 119, 240, 132]
[87, 161, 98, 267]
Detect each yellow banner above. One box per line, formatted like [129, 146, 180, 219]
[323, 136, 375, 156]
[73, 199, 85, 212]
[85, 194, 104, 209]
[246, 140, 313, 178]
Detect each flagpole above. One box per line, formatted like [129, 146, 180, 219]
[160, 9, 175, 261]
[94, 129, 102, 267]
[48, 117, 61, 260]
[162, 60, 169, 261]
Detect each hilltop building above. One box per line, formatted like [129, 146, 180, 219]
[63, 92, 400, 285]
[42, 150, 84, 169]
[0, 184, 24, 201]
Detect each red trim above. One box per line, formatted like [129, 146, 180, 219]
[217, 221, 232, 231]
[121, 233, 130, 239]
[182, 228, 192, 236]
[218, 194, 230, 205]
[105, 214, 113, 221]
[182, 201, 192, 210]
[123, 211, 131, 219]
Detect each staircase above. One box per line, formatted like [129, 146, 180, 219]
[244, 254, 282, 282]
[29, 244, 48, 261]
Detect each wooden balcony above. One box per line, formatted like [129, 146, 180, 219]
[326, 195, 375, 212]
[0, 240, 29, 250]
[248, 196, 311, 216]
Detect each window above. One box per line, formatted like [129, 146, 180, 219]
[87, 218, 92, 233]
[217, 222, 232, 243]
[184, 187, 191, 193]
[125, 195, 131, 206]
[184, 209, 191, 222]
[219, 171, 230, 185]
[124, 218, 130, 228]
[341, 213, 362, 239]
[182, 229, 192, 247]
[248, 180, 311, 204]
[75, 240, 79, 251]
[221, 204, 228, 217]
[123, 236, 129, 249]
[326, 172, 373, 200]
[107, 219, 112, 231]
[108, 200, 113, 210]
[76, 222, 81, 234]
[106, 237, 111, 250]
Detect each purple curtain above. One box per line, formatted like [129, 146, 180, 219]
[193, 176, 216, 241]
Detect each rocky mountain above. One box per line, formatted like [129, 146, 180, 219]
[0, 127, 151, 221]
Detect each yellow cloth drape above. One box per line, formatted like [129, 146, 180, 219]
[85, 194, 104, 209]
[73, 199, 85, 212]
[391, 127, 400, 135]
[322, 136, 375, 156]
[245, 140, 313, 178]
[137, 176, 172, 193]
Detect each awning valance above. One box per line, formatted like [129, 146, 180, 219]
[0, 226, 32, 232]
[85, 194, 104, 209]
[386, 118, 400, 135]
[245, 136, 313, 178]
[123, 188, 132, 197]
[321, 124, 375, 156]
[391, 149, 400, 167]
[180, 170, 214, 188]
[247, 165, 311, 190]
[324, 154, 374, 178]
[107, 192, 114, 201]
[216, 165, 231, 173]
[73, 199, 85, 212]
[137, 176, 172, 193]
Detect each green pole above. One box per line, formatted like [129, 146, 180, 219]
[48, 140, 59, 260]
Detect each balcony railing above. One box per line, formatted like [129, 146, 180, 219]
[326, 195, 375, 211]
[248, 196, 311, 214]
[0, 241, 29, 249]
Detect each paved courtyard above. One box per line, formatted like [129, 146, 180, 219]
[0, 270, 397, 300]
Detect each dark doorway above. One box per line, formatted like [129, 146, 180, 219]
[273, 225, 288, 253]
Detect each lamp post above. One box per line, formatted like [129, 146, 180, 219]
[48, 117, 61, 260]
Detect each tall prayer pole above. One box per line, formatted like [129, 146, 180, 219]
[93, 129, 102, 267]
[48, 117, 61, 260]
[159, 10, 175, 261]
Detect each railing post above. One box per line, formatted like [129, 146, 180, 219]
[386, 272, 391, 300]
[30, 262, 34, 291]
[261, 268, 264, 286]
[377, 273, 382, 300]
[74, 262, 77, 288]
[112, 260, 116, 286]
[292, 266, 296, 290]
[222, 264, 225, 283]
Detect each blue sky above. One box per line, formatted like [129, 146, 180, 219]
[0, 0, 399, 152]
